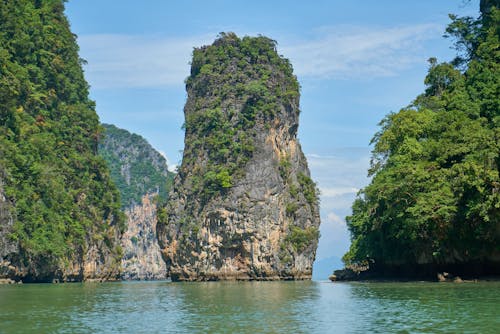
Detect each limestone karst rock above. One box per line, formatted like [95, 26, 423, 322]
[99, 124, 174, 280]
[157, 33, 321, 281]
[0, 172, 18, 280]
[120, 193, 168, 280]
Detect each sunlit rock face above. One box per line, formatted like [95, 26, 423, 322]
[121, 193, 167, 280]
[99, 124, 173, 280]
[157, 33, 321, 281]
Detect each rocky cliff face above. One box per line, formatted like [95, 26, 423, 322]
[99, 124, 172, 280]
[121, 193, 167, 280]
[1, 167, 122, 283]
[157, 33, 321, 281]
[0, 171, 18, 281]
[0, 177, 122, 283]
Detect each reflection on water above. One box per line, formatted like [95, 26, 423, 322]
[346, 282, 500, 333]
[0, 281, 499, 333]
[176, 281, 320, 333]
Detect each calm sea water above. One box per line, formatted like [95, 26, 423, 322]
[0, 280, 499, 333]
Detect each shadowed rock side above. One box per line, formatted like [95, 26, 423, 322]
[99, 124, 173, 280]
[157, 33, 321, 281]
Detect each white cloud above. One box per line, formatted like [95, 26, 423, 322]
[158, 150, 178, 173]
[306, 149, 370, 259]
[327, 212, 345, 227]
[77, 23, 442, 89]
[320, 187, 359, 198]
[316, 210, 351, 260]
[306, 150, 371, 189]
[282, 23, 442, 80]
[78, 33, 213, 89]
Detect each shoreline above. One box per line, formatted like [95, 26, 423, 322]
[329, 276, 500, 283]
[329, 262, 500, 283]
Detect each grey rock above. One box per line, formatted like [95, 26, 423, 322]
[99, 124, 172, 280]
[0, 169, 20, 280]
[157, 34, 321, 281]
[121, 193, 167, 280]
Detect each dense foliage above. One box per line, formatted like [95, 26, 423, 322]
[99, 123, 174, 208]
[0, 1, 123, 272]
[344, 3, 499, 266]
[181, 32, 300, 200]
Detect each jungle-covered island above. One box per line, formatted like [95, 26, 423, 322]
[334, 0, 499, 281]
[0, 0, 499, 284]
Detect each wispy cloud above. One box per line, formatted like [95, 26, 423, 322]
[78, 34, 213, 89]
[158, 150, 178, 173]
[282, 23, 442, 80]
[321, 187, 359, 198]
[317, 210, 350, 261]
[306, 150, 370, 199]
[77, 23, 442, 89]
[327, 212, 345, 227]
[306, 149, 371, 259]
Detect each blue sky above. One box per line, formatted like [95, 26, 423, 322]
[65, 0, 480, 266]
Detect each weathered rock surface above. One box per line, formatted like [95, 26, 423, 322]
[121, 193, 167, 280]
[157, 33, 321, 281]
[0, 171, 18, 280]
[1, 169, 122, 283]
[99, 124, 172, 280]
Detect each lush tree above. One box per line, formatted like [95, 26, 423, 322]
[344, 4, 499, 267]
[181, 33, 301, 200]
[0, 0, 123, 279]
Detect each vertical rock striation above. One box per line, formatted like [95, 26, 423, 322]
[121, 193, 167, 280]
[157, 33, 321, 281]
[99, 124, 173, 280]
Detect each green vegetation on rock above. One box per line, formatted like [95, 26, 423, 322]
[286, 226, 320, 253]
[157, 33, 321, 281]
[344, 3, 500, 267]
[0, 0, 123, 280]
[98, 124, 174, 208]
[297, 172, 320, 206]
[181, 32, 300, 200]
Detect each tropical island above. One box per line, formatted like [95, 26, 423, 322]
[0, 0, 498, 284]
[0, 0, 321, 283]
[334, 0, 499, 281]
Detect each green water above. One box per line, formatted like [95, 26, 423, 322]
[0, 281, 499, 333]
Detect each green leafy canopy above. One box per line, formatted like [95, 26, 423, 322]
[344, 4, 500, 266]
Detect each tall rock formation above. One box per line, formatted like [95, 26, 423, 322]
[157, 33, 321, 281]
[0, 1, 124, 282]
[99, 124, 174, 280]
[120, 193, 167, 280]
